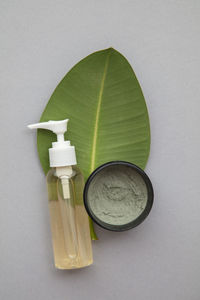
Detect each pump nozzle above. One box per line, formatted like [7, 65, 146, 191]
[28, 119, 77, 167]
[28, 119, 68, 142]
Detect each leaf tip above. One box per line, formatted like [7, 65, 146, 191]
[106, 47, 115, 52]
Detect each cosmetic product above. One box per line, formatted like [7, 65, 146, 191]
[28, 119, 93, 269]
[84, 161, 153, 231]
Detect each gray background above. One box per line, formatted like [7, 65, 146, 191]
[0, 1, 200, 299]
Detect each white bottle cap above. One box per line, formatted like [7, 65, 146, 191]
[28, 119, 77, 167]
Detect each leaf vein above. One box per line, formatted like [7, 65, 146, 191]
[90, 51, 111, 172]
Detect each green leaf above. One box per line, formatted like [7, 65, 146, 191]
[37, 48, 151, 240]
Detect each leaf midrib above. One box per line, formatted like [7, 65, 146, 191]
[90, 50, 111, 172]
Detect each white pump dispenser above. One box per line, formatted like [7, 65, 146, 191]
[28, 119, 77, 167]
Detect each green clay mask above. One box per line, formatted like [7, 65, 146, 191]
[84, 162, 153, 231]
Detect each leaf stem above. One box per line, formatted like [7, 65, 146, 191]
[89, 217, 98, 240]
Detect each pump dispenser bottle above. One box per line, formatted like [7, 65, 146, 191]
[28, 119, 93, 269]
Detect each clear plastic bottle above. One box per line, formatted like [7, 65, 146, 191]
[28, 119, 93, 269]
[47, 166, 93, 269]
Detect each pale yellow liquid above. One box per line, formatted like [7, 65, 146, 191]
[47, 166, 93, 269]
